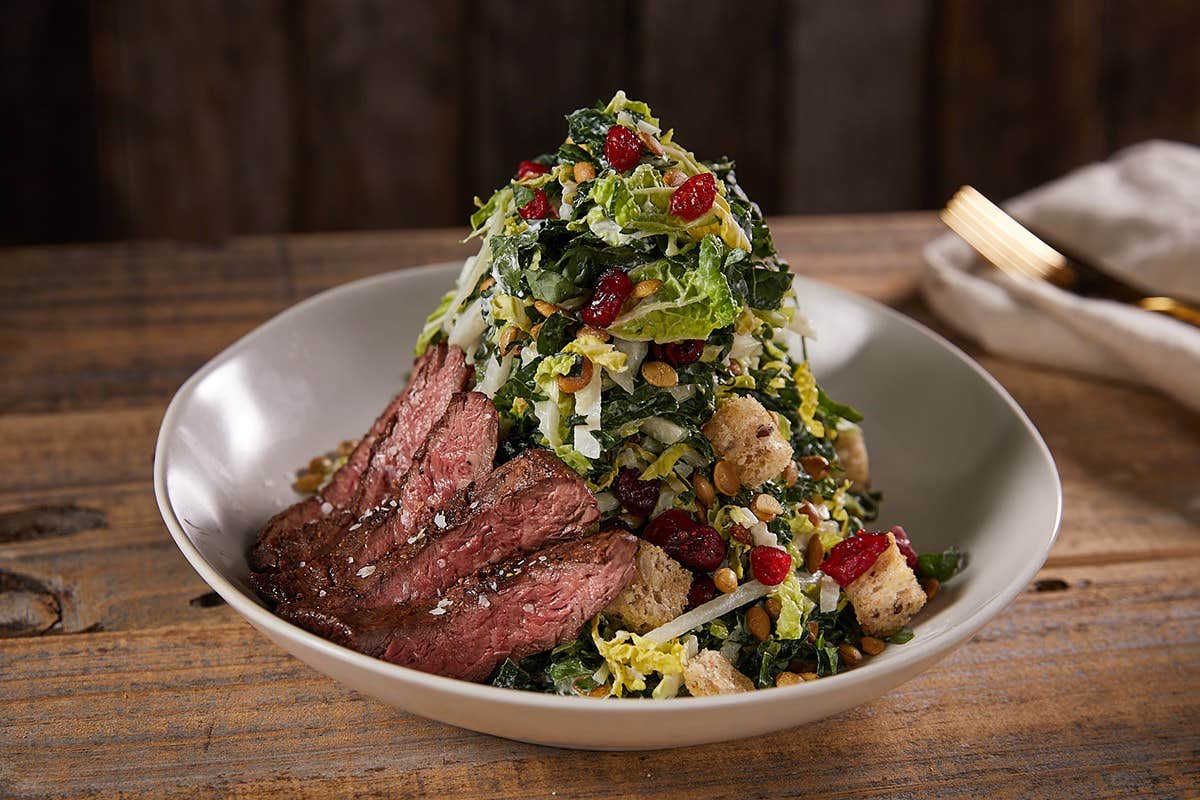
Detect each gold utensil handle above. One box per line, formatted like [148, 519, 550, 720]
[1138, 297, 1200, 328]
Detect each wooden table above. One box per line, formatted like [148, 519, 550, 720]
[2, 215, 1197, 799]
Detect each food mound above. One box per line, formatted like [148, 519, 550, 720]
[250, 92, 962, 697]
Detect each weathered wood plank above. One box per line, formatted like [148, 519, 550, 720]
[1, 557, 1195, 799]
[0, 0, 101, 245]
[293, 0, 464, 231]
[639, 1, 783, 213]
[0, 217, 934, 414]
[0, 486, 214, 635]
[935, 0, 1108, 203]
[87, 0, 297, 241]
[0, 407, 161, 494]
[461, 0, 635, 201]
[781, 0, 933, 212]
[90, 1, 235, 241]
[1099, 0, 1200, 150]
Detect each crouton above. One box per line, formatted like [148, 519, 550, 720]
[834, 423, 870, 490]
[845, 533, 926, 637]
[683, 650, 755, 696]
[603, 541, 691, 634]
[701, 395, 793, 489]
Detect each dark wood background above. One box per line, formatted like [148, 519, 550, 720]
[3, 0, 1199, 245]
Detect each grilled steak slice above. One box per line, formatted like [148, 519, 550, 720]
[255, 391, 498, 604]
[285, 529, 638, 681]
[279, 448, 599, 614]
[249, 343, 471, 573]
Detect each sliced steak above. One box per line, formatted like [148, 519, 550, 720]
[248, 344, 471, 572]
[284, 529, 638, 681]
[254, 391, 498, 604]
[280, 448, 599, 615]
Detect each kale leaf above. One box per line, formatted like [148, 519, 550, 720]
[916, 548, 964, 583]
[727, 260, 793, 311]
[565, 107, 615, 159]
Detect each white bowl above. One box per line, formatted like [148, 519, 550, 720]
[154, 262, 1061, 750]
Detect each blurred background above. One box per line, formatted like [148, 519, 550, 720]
[3, 0, 1198, 246]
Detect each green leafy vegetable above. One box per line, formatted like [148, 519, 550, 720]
[535, 313, 575, 355]
[917, 548, 964, 583]
[727, 259, 793, 311]
[606, 236, 737, 342]
[414, 289, 455, 356]
[818, 388, 864, 424]
[565, 107, 615, 157]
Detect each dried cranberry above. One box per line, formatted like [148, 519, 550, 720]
[604, 125, 643, 172]
[517, 160, 550, 179]
[889, 525, 919, 570]
[612, 467, 661, 516]
[642, 509, 697, 549]
[822, 531, 890, 586]
[669, 173, 718, 221]
[580, 268, 633, 328]
[518, 188, 551, 221]
[749, 545, 792, 586]
[650, 339, 705, 366]
[644, 510, 725, 571]
[686, 575, 718, 609]
[671, 525, 725, 572]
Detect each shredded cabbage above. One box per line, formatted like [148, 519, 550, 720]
[477, 353, 513, 398]
[490, 293, 532, 331]
[770, 574, 817, 639]
[793, 361, 826, 437]
[414, 289, 455, 356]
[644, 580, 771, 643]
[607, 237, 738, 343]
[592, 619, 691, 698]
[447, 296, 487, 356]
[640, 443, 694, 481]
[640, 416, 687, 445]
[562, 335, 628, 372]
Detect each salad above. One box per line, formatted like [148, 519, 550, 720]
[415, 92, 962, 697]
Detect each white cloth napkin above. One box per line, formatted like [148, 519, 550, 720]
[922, 140, 1200, 412]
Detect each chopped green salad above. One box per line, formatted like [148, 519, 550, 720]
[419, 92, 961, 698]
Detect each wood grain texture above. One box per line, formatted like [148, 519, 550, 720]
[462, 0, 636, 203]
[0, 0, 101, 245]
[294, 0, 464, 231]
[639, 0, 783, 212]
[1, 217, 1198, 798]
[934, 0, 1200, 202]
[781, 0, 933, 212]
[6, 0, 1200, 244]
[1, 558, 1195, 798]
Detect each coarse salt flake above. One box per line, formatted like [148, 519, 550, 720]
[356, 565, 376, 578]
[320, 502, 333, 515]
[429, 607, 447, 616]
[349, 523, 362, 532]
